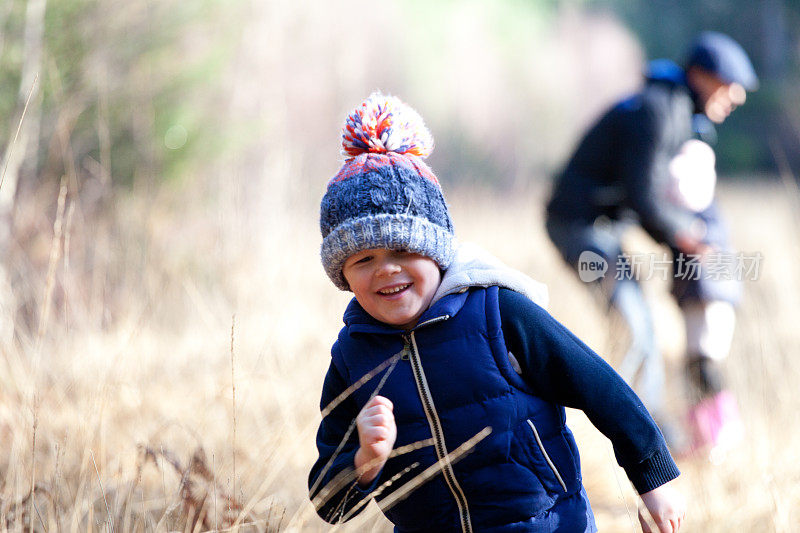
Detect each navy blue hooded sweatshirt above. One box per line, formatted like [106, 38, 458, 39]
[309, 281, 679, 532]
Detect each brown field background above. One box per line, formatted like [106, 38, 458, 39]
[1, 1, 799, 531]
[2, 180, 799, 532]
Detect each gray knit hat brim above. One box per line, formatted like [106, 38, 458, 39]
[321, 213, 455, 291]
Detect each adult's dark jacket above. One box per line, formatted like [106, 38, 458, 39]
[547, 60, 707, 247]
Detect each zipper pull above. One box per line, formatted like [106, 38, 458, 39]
[399, 337, 411, 360]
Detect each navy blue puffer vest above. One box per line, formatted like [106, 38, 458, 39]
[330, 286, 590, 532]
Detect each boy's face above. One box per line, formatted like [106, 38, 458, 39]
[342, 248, 442, 330]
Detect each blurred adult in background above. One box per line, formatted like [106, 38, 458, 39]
[545, 32, 758, 457]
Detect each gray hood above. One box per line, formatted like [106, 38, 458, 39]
[431, 242, 549, 308]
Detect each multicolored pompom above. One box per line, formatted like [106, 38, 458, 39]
[341, 92, 434, 160]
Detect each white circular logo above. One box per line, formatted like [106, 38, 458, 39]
[578, 251, 608, 282]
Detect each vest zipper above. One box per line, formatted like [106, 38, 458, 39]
[526, 419, 568, 493]
[414, 315, 450, 329]
[404, 323, 473, 533]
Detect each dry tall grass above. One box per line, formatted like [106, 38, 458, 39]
[1, 176, 798, 532]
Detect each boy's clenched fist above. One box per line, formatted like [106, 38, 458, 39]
[354, 395, 397, 486]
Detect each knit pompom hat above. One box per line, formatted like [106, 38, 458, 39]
[320, 92, 455, 290]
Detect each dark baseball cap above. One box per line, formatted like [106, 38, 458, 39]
[686, 31, 759, 90]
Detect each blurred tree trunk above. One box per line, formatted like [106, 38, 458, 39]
[760, 0, 789, 80]
[0, 2, 13, 59]
[1, 0, 47, 344]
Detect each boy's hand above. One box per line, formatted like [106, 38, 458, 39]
[354, 395, 397, 487]
[638, 481, 686, 533]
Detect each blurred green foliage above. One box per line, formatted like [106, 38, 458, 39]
[0, 0, 240, 189]
[1, 0, 798, 193]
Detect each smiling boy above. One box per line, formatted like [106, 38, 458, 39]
[309, 93, 685, 532]
[343, 249, 441, 330]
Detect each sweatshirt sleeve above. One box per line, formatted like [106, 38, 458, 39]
[498, 288, 679, 494]
[308, 346, 381, 523]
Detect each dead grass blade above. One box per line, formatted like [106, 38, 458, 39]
[139, 445, 251, 531]
[604, 444, 638, 533]
[230, 314, 237, 503]
[309, 436, 434, 518]
[308, 351, 402, 500]
[28, 398, 39, 533]
[768, 136, 800, 231]
[89, 450, 114, 533]
[36, 177, 68, 346]
[339, 426, 492, 524]
[1, 484, 55, 532]
[320, 350, 404, 420]
[0, 75, 38, 193]
[251, 351, 403, 531]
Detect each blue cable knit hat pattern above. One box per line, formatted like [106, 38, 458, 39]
[320, 93, 455, 291]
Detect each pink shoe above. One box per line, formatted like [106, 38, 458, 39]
[686, 390, 744, 462]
